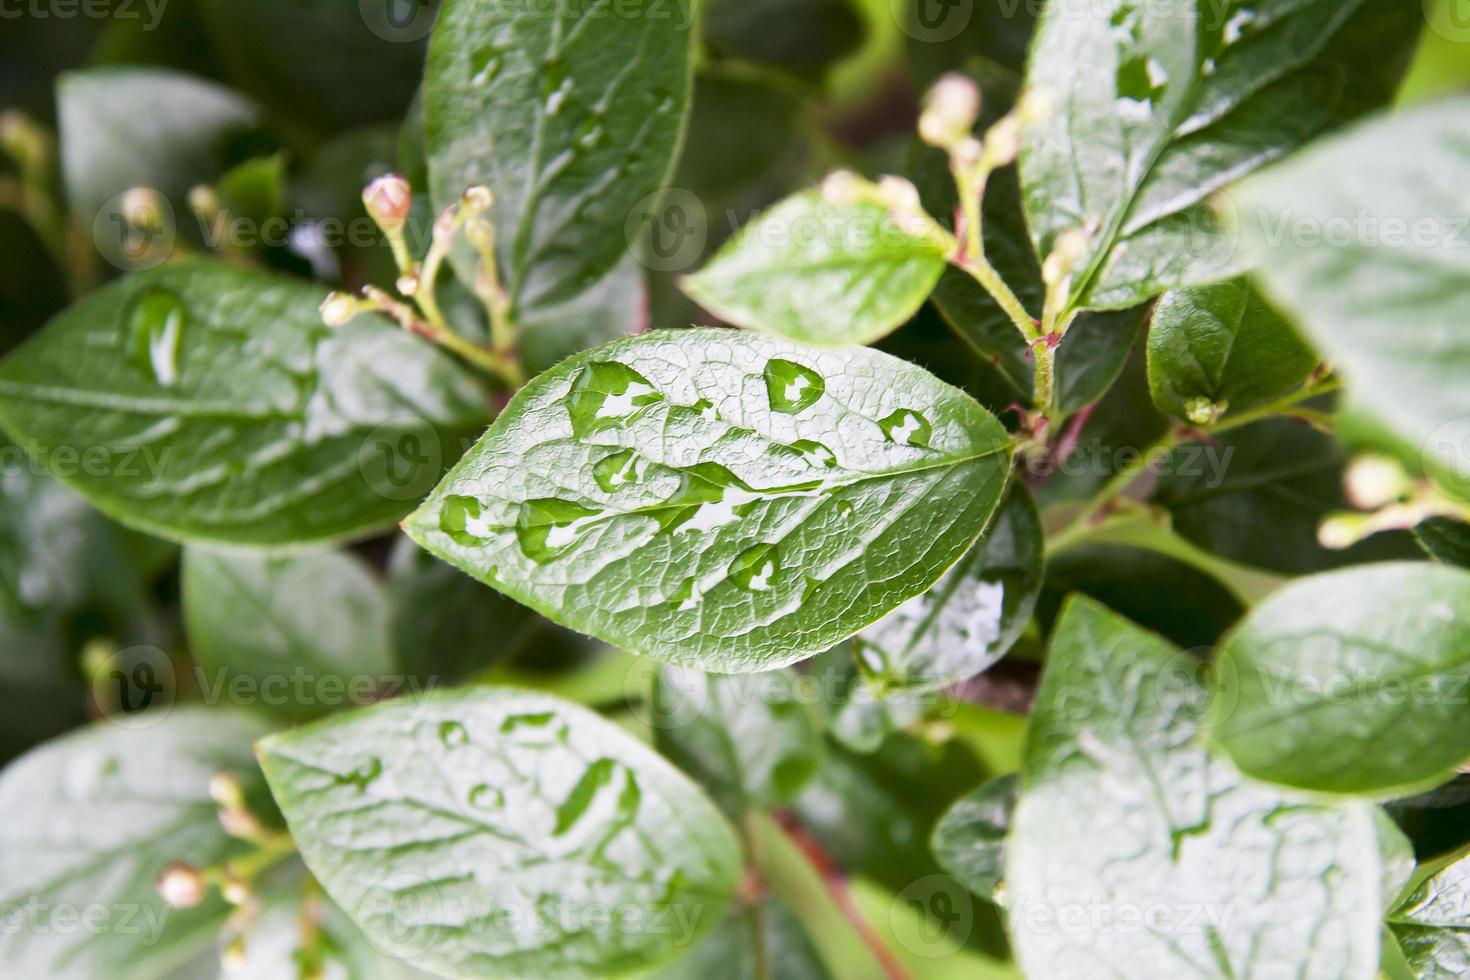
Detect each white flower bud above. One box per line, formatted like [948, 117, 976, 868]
[120, 187, 166, 230]
[157, 862, 207, 909]
[208, 772, 245, 811]
[821, 170, 863, 208]
[461, 185, 494, 213]
[1183, 397, 1224, 427]
[1318, 514, 1366, 550]
[363, 174, 412, 233]
[1345, 454, 1410, 511]
[318, 292, 360, 327]
[919, 73, 981, 149]
[877, 175, 922, 215]
[397, 272, 421, 297]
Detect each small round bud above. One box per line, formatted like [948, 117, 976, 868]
[209, 771, 246, 811]
[218, 806, 264, 841]
[821, 170, 863, 208]
[397, 272, 421, 297]
[363, 174, 412, 233]
[985, 115, 1022, 167]
[432, 207, 458, 247]
[1318, 514, 1365, 550]
[461, 185, 494, 213]
[1345, 454, 1410, 511]
[157, 863, 207, 909]
[120, 187, 166, 230]
[319, 291, 360, 327]
[877, 175, 922, 215]
[919, 73, 981, 149]
[1042, 228, 1090, 286]
[187, 185, 219, 218]
[220, 874, 251, 906]
[1183, 397, 1224, 427]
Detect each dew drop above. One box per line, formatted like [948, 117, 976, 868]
[659, 463, 756, 534]
[764, 359, 825, 415]
[125, 289, 186, 387]
[501, 711, 558, 733]
[337, 756, 383, 792]
[439, 720, 469, 748]
[778, 439, 838, 470]
[440, 495, 495, 546]
[469, 784, 504, 809]
[729, 545, 780, 592]
[515, 497, 604, 562]
[1222, 7, 1255, 45]
[566, 360, 663, 437]
[670, 575, 705, 611]
[593, 449, 648, 494]
[879, 409, 932, 447]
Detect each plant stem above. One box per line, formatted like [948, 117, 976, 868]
[1210, 377, 1342, 435]
[363, 286, 523, 386]
[741, 815, 772, 980]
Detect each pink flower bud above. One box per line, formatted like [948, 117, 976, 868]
[363, 174, 412, 233]
[156, 862, 207, 909]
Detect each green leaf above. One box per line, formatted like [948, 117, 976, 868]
[1211, 562, 1470, 797]
[1386, 776, 1470, 862]
[1021, 0, 1421, 314]
[403, 328, 1012, 670]
[1237, 97, 1470, 491]
[1152, 420, 1417, 575]
[652, 666, 823, 816]
[0, 261, 489, 547]
[1008, 596, 1387, 979]
[424, 0, 694, 311]
[1147, 278, 1317, 424]
[681, 192, 950, 347]
[652, 897, 830, 980]
[1417, 517, 1470, 570]
[0, 709, 275, 979]
[1388, 850, 1470, 979]
[930, 773, 1017, 903]
[182, 547, 393, 722]
[59, 67, 264, 224]
[855, 485, 1042, 691]
[257, 687, 743, 979]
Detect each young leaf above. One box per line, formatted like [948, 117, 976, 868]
[1388, 850, 1470, 979]
[1007, 596, 1387, 979]
[257, 688, 743, 979]
[0, 709, 275, 979]
[404, 329, 1012, 671]
[1147, 279, 1317, 424]
[0, 261, 489, 547]
[59, 67, 264, 222]
[855, 485, 1042, 691]
[424, 0, 694, 310]
[652, 666, 822, 816]
[182, 547, 393, 722]
[1211, 562, 1470, 797]
[1021, 0, 1421, 314]
[930, 773, 1018, 903]
[1417, 517, 1470, 570]
[652, 897, 830, 980]
[681, 192, 950, 347]
[1237, 98, 1470, 490]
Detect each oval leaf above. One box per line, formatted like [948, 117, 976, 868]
[0, 709, 275, 979]
[182, 547, 394, 722]
[1007, 596, 1387, 979]
[1389, 850, 1470, 979]
[681, 192, 950, 346]
[930, 773, 1017, 903]
[1021, 0, 1421, 313]
[1211, 562, 1470, 796]
[424, 0, 693, 310]
[0, 261, 490, 547]
[256, 688, 743, 979]
[403, 329, 1012, 670]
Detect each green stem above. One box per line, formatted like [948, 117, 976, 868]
[1209, 377, 1342, 435]
[207, 832, 297, 885]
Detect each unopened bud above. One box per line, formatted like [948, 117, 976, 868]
[461, 185, 494, 213]
[432, 207, 458, 247]
[397, 272, 421, 297]
[157, 862, 207, 909]
[821, 170, 863, 208]
[209, 771, 246, 811]
[363, 174, 412, 233]
[0, 110, 46, 169]
[1183, 396, 1225, 427]
[1318, 513, 1367, 550]
[187, 185, 220, 220]
[985, 115, 1022, 167]
[1042, 228, 1090, 286]
[877, 175, 922, 215]
[1345, 454, 1411, 511]
[120, 187, 166, 230]
[319, 291, 360, 327]
[919, 73, 981, 149]
[218, 806, 264, 841]
[220, 874, 251, 906]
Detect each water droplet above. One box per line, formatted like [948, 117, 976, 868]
[542, 57, 572, 114]
[650, 87, 677, 114]
[472, 45, 504, 85]
[469, 784, 504, 809]
[440, 495, 495, 546]
[516, 498, 604, 562]
[501, 711, 558, 733]
[659, 463, 758, 534]
[554, 758, 640, 836]
[336, 757, 383, 792]
[125, 289, 186, 387]
[764, 359, 825, 415]
[802, 575, 823, 602]
[593, 449, 649, 494]
[670, 575, 705, 611]
[567, 360, 663, 436]
[574, 116, 607, 150]
[729, 545, 780, 592]
[879, 409, 932, 447]
[1222, 8, 1255, 45]
[1116, 54, 1168, 121]
[777, 439, 838, 470]
[439, 721, 469, 748]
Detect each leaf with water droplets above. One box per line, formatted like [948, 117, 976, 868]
[1007, 596, 1388, 979]
[424, 0, 693, 311]
[0, 261, 490, 547]
[681, 192, 949, 346]
[1210, 562, 1470, 797]
[0, 709, 275, 979]
[856, 486, 1042, 692]
[1021, 0, 1420, 315]
[931, 773, 1018, 903]
[257, 688, 742, 980]
[652, 667, 823, 816]
[404, 329, 1012, 671]
[181, 546, 393, 723]
[1388, 849, 1470, 978]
